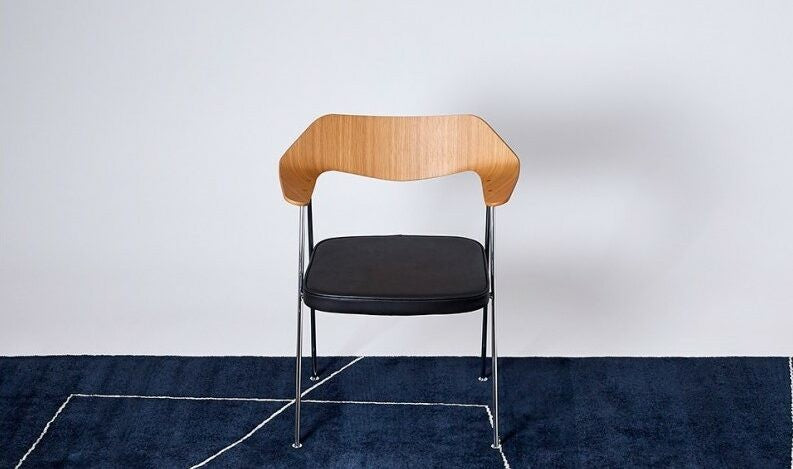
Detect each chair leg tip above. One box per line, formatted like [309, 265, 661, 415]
[292, 443, 302, 449]
[309, 374, 320, 381]
[478, 376, 488, 382]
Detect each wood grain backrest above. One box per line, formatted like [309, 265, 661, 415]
[278, 114, 520, 206]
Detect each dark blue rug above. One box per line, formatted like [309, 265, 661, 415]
[1, 356, 790, 468]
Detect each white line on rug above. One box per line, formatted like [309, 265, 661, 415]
[188, 355, 365, 468]
[303, 398, 486, 408]
[14, 394, 74, 469]
[72, 393, 292, 403]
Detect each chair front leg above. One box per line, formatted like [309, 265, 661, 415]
[293, 206, 306, 449]
[490, 293, 500, 449]
[488, 207, 501, 450]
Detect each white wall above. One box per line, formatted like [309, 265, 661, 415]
[2, 1, 792, 356]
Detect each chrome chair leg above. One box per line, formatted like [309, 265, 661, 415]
[490, 294, 500, 449]
[309, 309, 319, 381]
[293, 206, 306, 449]
[307, 201, 319, 382]
[489, 207, 500, 449]
[479, 204, 491, 382]
[479, 305, 488, 381]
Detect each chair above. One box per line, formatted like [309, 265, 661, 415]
[278, 114, 520, 450]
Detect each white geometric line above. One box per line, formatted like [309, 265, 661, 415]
[68, 394, 486, 410]
[299, 356, 365, 397]
[16, 356, 508, 469]
[305, 398, 509, 469]
[484, 404, 495, 428]
[303, 398, 486, 408]
[72, 393, 291, 403]
[15, 394, 74, 469]
[788, 356, 792, 469]
[484, 406, 512, 469]
[190, 400, 294, 468]
[188, 356, 365, 468]
[306, 397, 508, 468]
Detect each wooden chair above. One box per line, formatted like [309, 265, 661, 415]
[279, 114, 520, 449]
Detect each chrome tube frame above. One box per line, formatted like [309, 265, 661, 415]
[489, 206, 500, 449]
[479, 207, 491, 381]
[292, 206, 306, 449]
[307, 201, 319, 381]
[293, 203, 501, 449]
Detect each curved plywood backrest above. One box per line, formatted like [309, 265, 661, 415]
[278, 114, 520, 206]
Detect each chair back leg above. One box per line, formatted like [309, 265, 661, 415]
[479, 206, 491, 381]
[310, 309, 319, 380]
[307, 201, 320, 381]
[479, 305, 488, 381]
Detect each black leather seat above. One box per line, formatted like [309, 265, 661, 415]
[303, 235, 489, 315]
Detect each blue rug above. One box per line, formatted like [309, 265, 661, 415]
[1, 356, 790, 468]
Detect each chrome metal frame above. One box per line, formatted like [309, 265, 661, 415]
[292, 205, 305, 449]
[307, 201, 319, 381]
[488, 206, 500, 449]
[479, 207, 491, 381]
[292, 203, 501, 450]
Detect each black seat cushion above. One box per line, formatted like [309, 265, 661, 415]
[303, 235, 489, 315]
